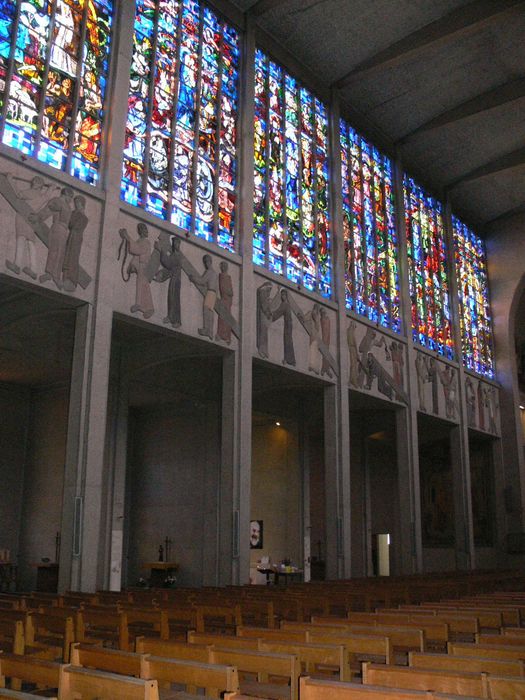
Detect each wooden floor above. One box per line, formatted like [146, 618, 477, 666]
[0, 570, 524, 699]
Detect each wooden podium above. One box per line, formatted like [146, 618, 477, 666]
[144, 562, 179, 587]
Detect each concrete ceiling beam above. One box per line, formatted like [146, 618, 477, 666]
[333, 0, 525, 89]
[447, 146, 525, 190]
[399, 77, 525, 143]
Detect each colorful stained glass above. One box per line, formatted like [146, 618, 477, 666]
[340, 121, 400, 332]
[452, 216, 494, 378]
[122, 0, 239, 252]
[0, 0, 113, 184]
[253, 49, 331, 298]
[404, 175, 453, 358]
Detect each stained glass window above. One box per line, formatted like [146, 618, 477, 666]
[122, 0, 239, 252]
[253, 49, 331, 298]
[340, 121, 400, 332]
[404, 175, 453, 358]
[0, 0, 113, 184]
[452, 216, 494, 378]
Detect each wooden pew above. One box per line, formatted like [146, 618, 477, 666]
[378, 608, 479, 640]
[486, 674, 525, 699]
[28, 612, 75, 662]
[208, 647, 300, 700]
[0, 689, 58, 699]
[299, 676, 483, 699]
[188, 630, 259, 649]
[258, 639, 350, 681]
[409, 651, 525, 677]
[140, 654, 239, 698]
[118, 604, 169, 644]
[0, 652, 61, 694]
[160, 605, 197, 640]
[136, 635, 210, 661]
[281, 621, 425, 655]
[58, 664, 159, 699]
[476, 633, 525, 647]
[449, 641, 525, 662]
[76, 607, 129, 650]
[71, 641, 144, 676]
[362, 661, 488, 697]
[315, 614, 449, 649]
[0, 620, 24, 655]
[237, 626, 308, 642]
[194, 604, 242, 634]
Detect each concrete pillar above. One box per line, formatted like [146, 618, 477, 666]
[230, 11, 254, 585]
[392, 152, 423, 573]
[443, 198, 475, 570]
[59, 0, 136, 591]
[326, 89, 352, 579]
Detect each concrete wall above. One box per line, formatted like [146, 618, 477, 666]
[0, 384, 30, 564]
[18, 387, 68, 590]
[250, 423, 302, 569]
[126, 398, 221, 587]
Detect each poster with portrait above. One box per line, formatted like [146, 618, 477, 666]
[250, 520, 263, 549]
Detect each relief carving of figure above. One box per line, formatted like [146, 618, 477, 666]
[62, 195, 88, 292]
[320, 308, 333, 378]
[5, 173, 48, 280]
[415, 353, 428, 412]
[465, 376, 476, 427]
[156, 236, 182, 328]
[190, 254, 218, 340]
[438, 364, 458, 420]
[256, 281, 273, 359]
[347, 321, 360, 388]
[216, 261, 233, 345]
[272, 288, 296, 366]
[302, 302, 322, 374]
[119, 223, 154, 319]
[32, 186, 74, 290]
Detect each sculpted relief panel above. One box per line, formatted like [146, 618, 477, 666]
[465, 375, 500, 436]
[347, 319, 408, 404]
[0, 166, 100, 299]
[116, 215, 239, 345]
[255, 276, 337, 379]
[414, 351, 460, 423]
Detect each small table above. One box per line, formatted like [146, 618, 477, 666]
[143, 562, 179, 587]
[0, 562, 17, 592]
[256, 566, 303, 586]
[36, 563, 59, 593]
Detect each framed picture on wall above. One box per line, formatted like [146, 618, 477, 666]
[250, 520, 263, 549]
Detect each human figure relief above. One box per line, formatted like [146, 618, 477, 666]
[465, 376, 476, 427]
[119, 223, 154, 319]
[389, 341, 404, 390]
[190, 254, 218, 340]
[216, 261, 234, 344]
[320, 308, 333, 378]
[347, 321, 360, 388]
[359, 327, 387, 390]
[62, 195, 88, 292]
[415, 353, 428, 412]
[426, 357, 439, 415]
[301, 303, 322, 374]
[272, 289, 296, 366]
[5, 173, 48, 280]
[156, 236, 182, 328]
[438, 364, 458, 420]
[483, 386, 498, 433]
[256, 281, 273, 359]
[30, 186, 74, 290]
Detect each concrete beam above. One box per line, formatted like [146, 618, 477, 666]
[249, 0, 292, 17]
[334, 0, 525, 88]
[400, 78, 525, 143]
[484, 203, 525, 229]
[447, 146, 525, 190]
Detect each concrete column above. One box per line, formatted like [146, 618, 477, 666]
[443, 198, 475, 570]
[227, 11, 254, 585]
[392, 152, 423, 573]
[326, 89, 352, 578]
[60, 1, 136, 591]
